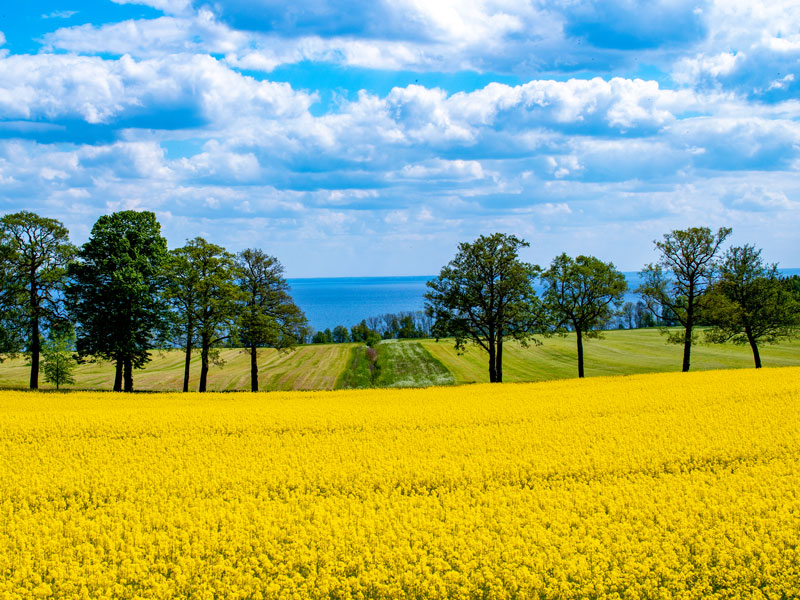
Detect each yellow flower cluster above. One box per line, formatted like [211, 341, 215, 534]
[1, 368, 799, 599]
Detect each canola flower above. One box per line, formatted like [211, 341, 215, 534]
[1, 368, 799, 599]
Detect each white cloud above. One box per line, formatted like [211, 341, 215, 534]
[42, 10, 78, 19]
[44, 10, 245, 57]
[111, 0, 193, 15]
[0, 53, 313, 126]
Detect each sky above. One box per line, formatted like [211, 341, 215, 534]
[0, 1, 799, 277]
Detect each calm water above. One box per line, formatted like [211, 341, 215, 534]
[288, 269, 800, 332]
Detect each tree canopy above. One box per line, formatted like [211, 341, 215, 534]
[171, 238, 240, 393]
[636, 226, 731, 372]
[68, 211, 169, 392]
[704, 245, 799, 368]
[236, 248, 308, 392]
[162, 246, 202, 392]
[541, 253, 627, 378]
[425, 233, 543, 383]
[0, 211, 74, 388]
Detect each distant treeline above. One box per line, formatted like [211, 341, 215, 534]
[1, 211, 798, 392]
[311, 311, 433, 345]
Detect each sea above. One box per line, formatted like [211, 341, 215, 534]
[287, 269, 800, 332]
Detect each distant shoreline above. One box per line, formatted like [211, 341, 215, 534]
[286, 269, 800, 331]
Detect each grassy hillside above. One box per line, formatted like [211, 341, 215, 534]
[373, 340, 454, 388]
[1, 328, 798, 391]
[336, 341, 454, 389]
[0, 344, 357, 392]
[422, 328, 800, 384]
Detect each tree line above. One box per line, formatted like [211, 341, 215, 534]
[1, 212, 798, 391]
[310, 311, 433, 345]
[425, 229, 799, 382]
[0, 211, 308, 392]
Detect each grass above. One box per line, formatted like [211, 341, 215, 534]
[2, 328, 799, 391]
[0, 344, 357, 392]
[421, 327, 800, 384]
[374, 340, 454, 388]
[335, 345, 377, 389]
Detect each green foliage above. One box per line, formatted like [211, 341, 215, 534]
[0, 243, 25, 359]
[332, 325, 350, 343]
[350, 320, 381, 347]
[41, 330, 77, 390]
[166, 238, 241, 392]
[425, 233, 543, 382]
[704, 245, 799, 367]
[0, 211, 75, 386]
[68, 211, 168, 391]
[635, 226, 731, 372]
[235, 249, 308, 349]
[235, 248, 308, 391]
[312, 330, 332, 344]
[541, 253, 627, 377]
[542, 254, 628, 337]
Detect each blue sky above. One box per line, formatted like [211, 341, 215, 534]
[1, 0, 799, 277]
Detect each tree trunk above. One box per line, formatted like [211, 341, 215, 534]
[682, 291, 694, 373]
[496, 333, 503, 383]
[250, 344, 259, 392]
[29, 279, 39, 390]
[183, 320, 193, 393]
[123, 357, 133, 392]
[576, 327, 585, 378]
[487, 337, 497, 383]
[114, 359, 123, 391]
[682, 324, 692, 373]
[199, 334, 209, 392]
[745, 326, 762, 369]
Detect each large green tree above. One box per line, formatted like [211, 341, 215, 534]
[424, 233, 543, 383]
[636, 226, 731, 372]
[236, 248, 308, 392]
[541, 253, 627, 378]
[0, 211, 75, 388]
[166, 238, 240, 393]
[68, 211, 169, 392]
[704, 245, 799, 368]
[0, 243, 25, 359]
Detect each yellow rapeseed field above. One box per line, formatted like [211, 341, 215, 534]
[1, 368, 799, 599]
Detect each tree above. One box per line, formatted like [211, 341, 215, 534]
[68, 211, 169, 392]
[332, 325, 350, 343]
[162, 247, 201, 392]
[621, 302, 635, 329]
[236, 248, 308, 392]
[41, 329, 77, 390]
[172, 238, 240, 393]
[636, 226, 731, 372]
[424, 233, 543, 383]
[704, 245, 799, 368]
[0, 211, 75, 388]
[634, 301, 655, 329]
[350, 320, 381, 347]
[541, 254, 627, 378]
[0, 243, 25, 359]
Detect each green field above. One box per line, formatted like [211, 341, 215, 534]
[1, 328, 798, 391]
[0, 344, 358, 392]
[421, 328, 800, 384]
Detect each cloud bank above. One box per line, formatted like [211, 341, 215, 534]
[0, 0, 798, 276]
